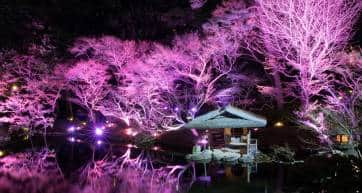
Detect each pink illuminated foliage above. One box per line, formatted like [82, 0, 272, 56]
[245, 0, 362, 143]
[325, 48, 362, 129]
[189, 0, 207, 9]
[2, 0, 362, 191]
[68, 37, 174, 130]
[0, 0, 258, 135]
[0, 0, 359, 153]
[0, 0, 261, 142]
[65, 60, 110, 123]
[0, 37, 64, 139]
[65, 0, 257, 131]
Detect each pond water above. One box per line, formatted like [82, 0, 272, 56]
[188, 157, 361, 193]
[1, 136, 361, 193]
[62, 144, 361, 193]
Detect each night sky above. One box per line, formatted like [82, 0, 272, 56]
[0, 0, 222, 49]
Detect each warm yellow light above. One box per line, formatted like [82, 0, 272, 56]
[81, 121, 87, 126]
[22, 127, 29, 132]
[68, 117, 74, 121]
[341, 135, 349, 143]
[274, 121, 284, 127]
[0, 150, 4, 157]
[11, 84, 18, 91]
[336, 135, 349, 143]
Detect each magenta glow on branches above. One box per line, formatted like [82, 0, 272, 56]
[0, 149, 195, 193]
[64, 0, 255, 132]
[0, 0, 361, 156]
[245, 0, 362, 143]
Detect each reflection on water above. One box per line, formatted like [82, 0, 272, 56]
[188, 156, 361, 193]
[0, 147, 194, 193]
[1, 136, 361, 193]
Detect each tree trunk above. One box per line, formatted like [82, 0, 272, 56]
[272, 70, 284, 110]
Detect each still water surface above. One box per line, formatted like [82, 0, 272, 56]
[188, 156, 361, 193]
[5, 136, 360, 193]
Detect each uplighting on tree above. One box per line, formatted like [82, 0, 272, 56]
[68, 126, 75, 132]
[124, 128, 137, 136]
[125, 128, 133, 136]
[191, 107, 197, 113]
[274, 121, 284, 127]
[69, 137, 75, 142]
[322, 134, 329, 141]
[106, 122, 115, 128]
[11, 84, 18, 91]
[95, 127, 104, 136]
[0, 150, 5, 157]
[152, 146, 160, 151]
[126, 144, 134, 148]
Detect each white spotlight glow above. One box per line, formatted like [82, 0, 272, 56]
[95, 127, 104, 136]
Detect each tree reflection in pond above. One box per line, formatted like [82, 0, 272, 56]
[0, 149, 195, 193]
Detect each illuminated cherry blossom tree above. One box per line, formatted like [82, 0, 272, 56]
[68, 37, 173, 130]
[325, 49, 362, 129]
[65, 60, 110, 123]
[246, 0, 361, 137]
[0, 43, 64, 141]
[147, 33, 247, 124]
[66, 0, 257, 131]
[1, 0, 261, 136]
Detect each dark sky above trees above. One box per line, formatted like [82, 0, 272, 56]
[0, 0, 224, 50]
[1, 0, 360, 52]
